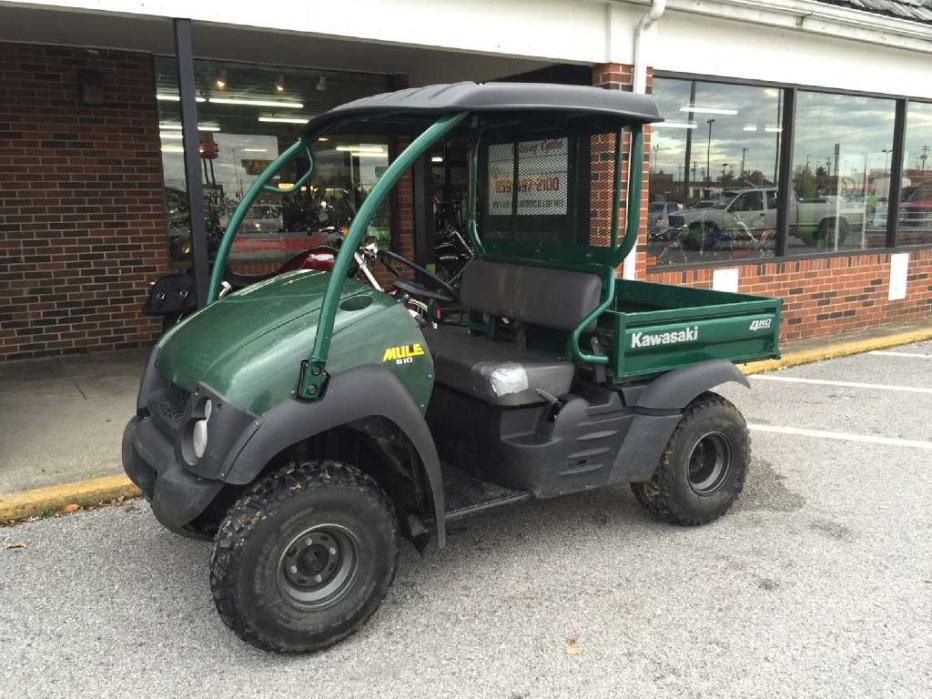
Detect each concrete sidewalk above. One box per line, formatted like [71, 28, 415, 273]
[0, 349, 148, 495]
[1, 318, 931, 500]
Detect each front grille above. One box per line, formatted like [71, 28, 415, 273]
[149, 384, 191, 436]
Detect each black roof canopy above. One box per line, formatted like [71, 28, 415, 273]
[302, 82, 663, 136]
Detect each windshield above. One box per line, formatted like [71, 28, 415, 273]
[709, 195, 734, 209]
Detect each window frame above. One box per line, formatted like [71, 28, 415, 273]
[649, 71, 932, 270]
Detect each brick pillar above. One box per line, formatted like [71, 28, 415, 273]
[374, 73, 415, 290]
[592, 63, 652, 279]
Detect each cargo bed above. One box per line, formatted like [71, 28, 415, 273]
[600, 280, 782, 381]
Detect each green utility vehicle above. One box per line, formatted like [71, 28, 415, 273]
[124, 83, 782, 653]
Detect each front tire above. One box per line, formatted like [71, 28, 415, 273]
[209, 460, 399, 653]
[632, 392, 749, 525]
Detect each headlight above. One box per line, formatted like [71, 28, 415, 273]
[193, 419, 209, 459]
[192, 398, 212, 459]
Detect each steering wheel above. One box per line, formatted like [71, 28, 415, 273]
[377, 249, 459, 303]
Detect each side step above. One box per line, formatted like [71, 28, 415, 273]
[442, 462, 531, 522]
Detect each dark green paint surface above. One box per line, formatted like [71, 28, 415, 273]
[156, 270, 434, 415]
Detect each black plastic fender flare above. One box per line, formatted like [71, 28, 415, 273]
[225, 364, 447, 546]
[634, 359, 749, 411]
[608, 360, 750, 483]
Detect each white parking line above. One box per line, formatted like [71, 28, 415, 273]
[749, 374, 932, 394]
[749, 424, 932, 450]
[869, 350, 932, 359]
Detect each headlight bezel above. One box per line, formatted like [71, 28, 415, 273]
[175, 384, 261, 478]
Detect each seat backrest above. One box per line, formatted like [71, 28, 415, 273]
[460, 259, 602, 332]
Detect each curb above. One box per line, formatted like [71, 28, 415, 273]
[739, 327, 932, 375]
[2, 326, 930, 525]
[0, 474, 140, 524]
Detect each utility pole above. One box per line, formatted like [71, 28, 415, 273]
[741, 147, 749, 176]
[920, 145, 929, 171]
[706, 118, 715, 184]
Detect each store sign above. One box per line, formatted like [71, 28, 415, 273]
[488, 138, 568, 216]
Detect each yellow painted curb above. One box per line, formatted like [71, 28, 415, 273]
[0, 474, 140, 523]
[740, 327, 932, 375]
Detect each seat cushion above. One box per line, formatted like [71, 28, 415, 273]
[424, 325, 574, 407]
[460, 260, 602, 332]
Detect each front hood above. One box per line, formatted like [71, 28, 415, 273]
[156, 270, 372, 400]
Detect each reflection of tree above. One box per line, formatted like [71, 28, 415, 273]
[742, 170, 770, 187]
[795, 166, 817, 200]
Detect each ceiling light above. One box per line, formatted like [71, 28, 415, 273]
[316, 75, 328, 92]
[242, 147, 269, 153]
[652, 121, 698, 129]
[159, 132, 184, 140]
[431, 156, 444, 163]
[275, 73, 286, 93]
[160, 145, 184, 153]
[257, 115, 313, 124]
[742, 125, 758, 132]
[336, 145, 387, 155]
[765, 126, 783, 133]
[214, 69, 228, 90]
[212, 97, 304, 109]
[158, 122, 221, 132]
[317, 137, 329, 142]
[679, 106, 738, 116]
[156, 93, 206, 103]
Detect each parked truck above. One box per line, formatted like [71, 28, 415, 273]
[663, 185, 866, 253]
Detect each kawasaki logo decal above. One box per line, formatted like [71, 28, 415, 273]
[630, 326, 698, 349]
[749, 318, 772, 331]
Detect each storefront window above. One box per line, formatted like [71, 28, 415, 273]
[155, 58, 391, 271]
[897, 101, 932, 246]
[787, 91, 895, 255]
[648, 78, 782, 267]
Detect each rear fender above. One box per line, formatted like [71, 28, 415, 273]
[225, 364, 447, 546]
[609, 360, 750, 482]
[634, 359, 749, 411]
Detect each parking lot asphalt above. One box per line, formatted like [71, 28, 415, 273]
[1, 342, 930, 698]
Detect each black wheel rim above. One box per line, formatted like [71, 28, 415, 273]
[687, 432, 732, 495]
[277, 524, 359, 610]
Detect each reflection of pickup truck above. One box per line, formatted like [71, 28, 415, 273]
[665, 186, 865, 249]
[900, 181, 932, 228]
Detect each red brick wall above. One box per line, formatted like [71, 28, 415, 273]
[0, 43, 167, 360]
[647, 251, 932, 342]
[592, 63, 651, 274]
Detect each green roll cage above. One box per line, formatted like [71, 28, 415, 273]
[206, 111, 644, 400]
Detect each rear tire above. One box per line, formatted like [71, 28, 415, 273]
[209, 460, 399, 653]
[631, 392, 749, 525]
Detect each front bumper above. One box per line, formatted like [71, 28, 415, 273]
[122, 415, 224, 529]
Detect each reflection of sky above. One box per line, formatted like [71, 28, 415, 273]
[652, 78, 781, 181]
[792, 91, 896, 178]
[904, 102, 932, 176]
[651, 79, 906, 186]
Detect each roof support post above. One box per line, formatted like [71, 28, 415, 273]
[172, 18, 209, 308]
[299, 111, 469, 400]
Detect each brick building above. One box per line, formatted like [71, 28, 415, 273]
[0, 0, 929, 360]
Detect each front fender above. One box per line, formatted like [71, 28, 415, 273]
[635, 359, 749, 411]
[225, 364, 447, 546]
